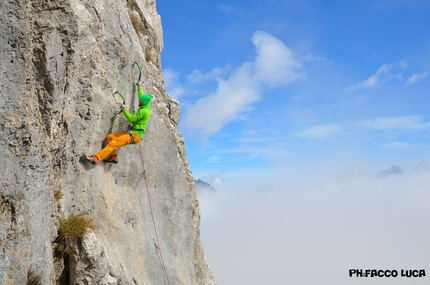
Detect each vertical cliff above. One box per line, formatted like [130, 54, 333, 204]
[0, 0, 215, 284]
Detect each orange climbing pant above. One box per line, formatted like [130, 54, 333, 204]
[94, 131, 141, 161]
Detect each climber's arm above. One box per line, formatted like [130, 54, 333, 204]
[122, 107, 149, 124]
[137, 85, 144, 97]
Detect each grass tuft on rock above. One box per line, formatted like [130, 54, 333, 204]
[55, 214, 96, 258]
[58, 214, 96, 242]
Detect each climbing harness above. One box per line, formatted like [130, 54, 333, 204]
[129, 133, 135, 145]
[127, 128, 144, 145]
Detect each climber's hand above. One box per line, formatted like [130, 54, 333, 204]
[137, 81, 143, 86]
[120, 103, 126, 111]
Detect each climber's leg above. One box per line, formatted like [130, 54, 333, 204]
[94, 131, 131, 161]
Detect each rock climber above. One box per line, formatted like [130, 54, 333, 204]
[86, 84, 153, 165]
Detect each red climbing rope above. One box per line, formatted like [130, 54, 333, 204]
[138, 144, 171, 285]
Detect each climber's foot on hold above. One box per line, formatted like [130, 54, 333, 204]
[103, 155, 118, 164]
[86, 155, 99, 165]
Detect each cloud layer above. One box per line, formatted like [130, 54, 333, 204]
[200, 165, 430, 285]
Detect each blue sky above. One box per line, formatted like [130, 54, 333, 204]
[157, 1, 430, 284]
[159, 0, 430, 186]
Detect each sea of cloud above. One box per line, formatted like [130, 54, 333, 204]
[199, 164, 430, 285]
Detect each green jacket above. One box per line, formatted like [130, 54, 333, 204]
[122, 86, 153, 138]
[122, 106, 151, 139]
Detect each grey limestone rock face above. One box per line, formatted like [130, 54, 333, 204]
[69, 229, 116, 285]
[0, 0, 215, 284]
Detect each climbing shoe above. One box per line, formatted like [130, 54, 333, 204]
[86, 155, 99, 165]
[103, 155, 118, 164]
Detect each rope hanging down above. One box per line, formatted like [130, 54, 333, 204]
[127, 61, 170, 284]
[138, 142, 171, 285]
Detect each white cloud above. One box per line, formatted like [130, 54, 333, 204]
[163, 68, 178, 89]
[361, 115, 430, 131]
[199, 171, 224, 188]
[186, 67, 229, 84]
[295, 124, 340, 140]
[168, 86, 186, 99]
[405, 71, 430, 86]
[345, 61, 406, 93]
[182, 63, 259, 136]
[252, 31, 305, 87]
[181, 31, 305, 137]
[164, 66, 232, 100]
[200, 168, 430, 285]
[163, 68, 187, 99]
